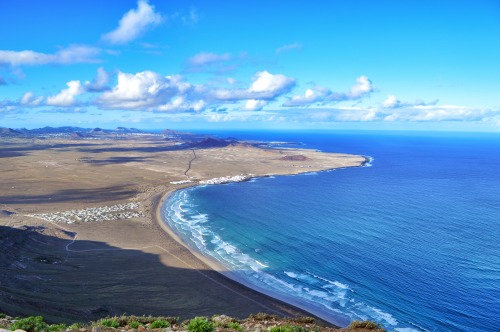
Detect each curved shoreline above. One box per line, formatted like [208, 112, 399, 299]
[152, 187, 334, 324]
[152, 160, 370, 327]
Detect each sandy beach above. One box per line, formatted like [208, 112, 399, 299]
[0, 135, 366, 324]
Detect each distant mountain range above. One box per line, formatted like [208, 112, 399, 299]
[0, 126, 146, 138]
[0, 127, 244, 148]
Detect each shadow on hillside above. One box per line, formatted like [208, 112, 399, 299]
[0, 225, 295, 324]
[0, 142, 102, 158]
[76, 143, 195, 154]
[0, 186, 138, 205]
[81, 156, 153, 165]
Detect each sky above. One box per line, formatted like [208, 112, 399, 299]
[0, 0, 499, 131]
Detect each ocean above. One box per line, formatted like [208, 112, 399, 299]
[161, 131, 500, 332]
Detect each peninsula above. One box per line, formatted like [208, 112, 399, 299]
[0, 127, 366, 325]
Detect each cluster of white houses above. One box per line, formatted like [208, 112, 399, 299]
[199, 174, 251, 185]
[27, 202, 144, 224]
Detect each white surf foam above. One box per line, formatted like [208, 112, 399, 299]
[164, 188, 404, 330]
[364, 156, 374, 167]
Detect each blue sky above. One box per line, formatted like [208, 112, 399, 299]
[1, 0, 499, 131]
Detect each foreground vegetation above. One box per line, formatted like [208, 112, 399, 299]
[0, 312, 385, 332]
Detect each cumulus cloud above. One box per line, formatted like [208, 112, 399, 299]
[382, 95, 439, 109]
[20, 92, 43, 106]
[97, 70, 294, 112]
[85, 67, 111, 92]
[249, 71, 294, 95]
[46, 80, 84, 106]
[243, 100, 267, 111]
[215, 71, 295, 101]
[0, 45, 101, 66]
[102, 0, 163, 45]
[284, 76, 375, 107]
[349, 76, 375, 98]
[276, 42, 302, 54]
[98, 71, 193, 110]
[282, 86, 329, 107]
[382, 95, 399, 108]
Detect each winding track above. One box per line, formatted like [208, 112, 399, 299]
[184, 149, 197, 176]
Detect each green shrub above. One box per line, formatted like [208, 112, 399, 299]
[269, 325, 307, 332]
[125, 316, 178, 326]
[100, 318, 120, 329]
[49, 324, 67, 332]
[228, 322, 242, 331]
[0, 313, 6, 318]
[129, 321, 141, 329]
[11, 316, 49, 332]
[187, 317, 214, 332]
[249, 313, 278, 321]
[347, 320, 386, 331]
[68, 323, 82, 330]
[150, 319, 170, 329]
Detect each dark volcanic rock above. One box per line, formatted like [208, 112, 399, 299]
[0, 128, 23, 137]
[280, 155, 308, 161]
[189, 137, 234, 148]
[71, 132, 87, 139]
[90, 127, 103, 133]
[0, 210, 15, 216]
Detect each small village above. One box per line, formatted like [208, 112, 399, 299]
[199, 174, 251, 185]
[27, 202, 144, 224]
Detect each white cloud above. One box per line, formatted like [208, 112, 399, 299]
[0, 45, 100, 66]
[382, 95, 439, 109]
[85, 67, 111, 92]
[243, 100, 267, 111]
[284, 76, 375, 107]
[294, 104, 500, 123]
[20, 92, 43, 106]
[382, 95, 399, 108]
[46, 80, 84, 106]
[276, 42, 302, 54]
[97, 69, 293, 112]
[98, 71, 193, 109]
[188, 52, 232, 66]
[214, 71, 295, 101]
[157, 98, 206, 112]
[102, 0, 163, 45]
[248, 71, 294, 95]
[408, 105, 490, 121]
[184, 51, 246, 74]
[349, 76, 375, 98]
[283, 87, 328, 107]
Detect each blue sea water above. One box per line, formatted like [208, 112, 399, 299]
[162, 131, 500, 331]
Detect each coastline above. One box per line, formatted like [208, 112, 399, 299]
[153, 160, 370, 327]
[1, 136, 366, 325]
[151, 187, 336, 325]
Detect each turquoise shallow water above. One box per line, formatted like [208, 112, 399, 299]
[162, 131, 500, 331]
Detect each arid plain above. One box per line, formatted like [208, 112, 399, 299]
[0, 133, 366, 323]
